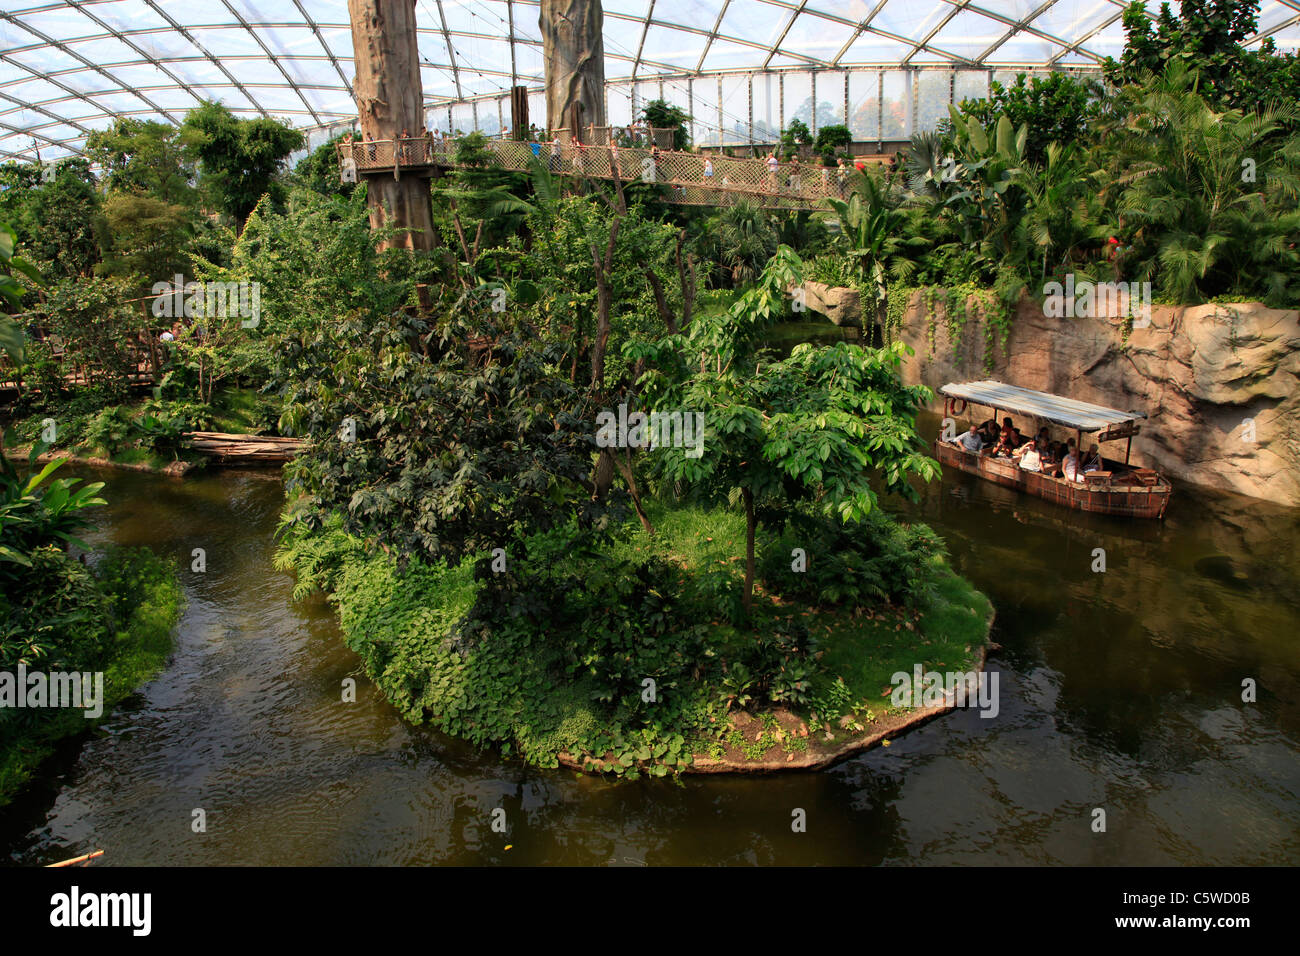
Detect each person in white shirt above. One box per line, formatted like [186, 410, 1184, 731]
[954, 425, 984, 454]
[1015, 439, 1043, 472]
[1062, 449, 1082, 481]
[703, 157, 714, 182]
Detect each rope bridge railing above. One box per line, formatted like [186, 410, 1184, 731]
[337, 137, 884, 210]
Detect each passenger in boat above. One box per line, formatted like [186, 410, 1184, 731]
[1061, 439, 1083, 481]
[953, 424, 984, 454]
[991, 417, 1022, 457]
[1014, 439, 1043, 472]
[977, 418, 999, 445]
[1083, 443, 1103, 473]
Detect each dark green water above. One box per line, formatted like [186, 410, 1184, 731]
[2, 455, 1297, 865]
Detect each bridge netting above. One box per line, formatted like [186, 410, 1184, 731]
[337, 136, 889, 210]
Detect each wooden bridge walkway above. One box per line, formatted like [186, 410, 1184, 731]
[184, 431, 302, 464]
[339, 136, 889, 210]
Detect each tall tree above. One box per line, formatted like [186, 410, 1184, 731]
[630, 247, 939, 616]
[84, 118, 197, 207]
[180, 102, 304, 226]
[540, 0, 606, 138]
[346, 0, 436, 251]
[26, 159, 101, 281]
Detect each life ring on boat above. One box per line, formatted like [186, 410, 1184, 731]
[945, 397, 967, 418]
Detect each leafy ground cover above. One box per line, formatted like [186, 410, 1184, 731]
[276, 500, 991, 778]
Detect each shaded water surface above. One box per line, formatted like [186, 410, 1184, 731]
[2, 459, 1297, 865]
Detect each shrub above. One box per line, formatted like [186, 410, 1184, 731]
[759, 507, 947, 609]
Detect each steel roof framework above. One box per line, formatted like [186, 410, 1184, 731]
[0, 0, 1297, 160]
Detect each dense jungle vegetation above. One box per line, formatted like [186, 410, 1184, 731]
[0, 0, 1295, 775]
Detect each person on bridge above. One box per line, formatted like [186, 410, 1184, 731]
[767, 151, 779, 192]
[703, 156, 714, 183]
[837, 157, 848, 197]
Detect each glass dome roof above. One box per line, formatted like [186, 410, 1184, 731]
[2, 0, 1298, 159]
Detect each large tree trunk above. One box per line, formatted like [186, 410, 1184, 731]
[540, 0, 606, 139]
[348, 0, 436, 251]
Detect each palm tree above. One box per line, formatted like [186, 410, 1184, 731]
[827, 169, 919, 328]
[1096, 62, 1300, 303]
[704, 200, 778, 286]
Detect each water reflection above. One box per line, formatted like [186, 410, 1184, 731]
[1, 457, 1296, 866]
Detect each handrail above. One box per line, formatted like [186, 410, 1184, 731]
[335, 136, 882, 209]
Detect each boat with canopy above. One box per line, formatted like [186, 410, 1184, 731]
[935, 380, 1173, 519]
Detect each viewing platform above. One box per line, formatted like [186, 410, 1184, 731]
[336, 135, 890, 210]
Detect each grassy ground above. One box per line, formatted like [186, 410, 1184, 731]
[618, 500, 993, 764]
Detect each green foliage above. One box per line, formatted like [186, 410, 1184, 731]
[93, 191, 195, 286]
[0, 438, 106, 574]
[276, 516, 714, 772]
[276, 294, 626, 568]
[827, 168, 921, 322]
[84, 118, 198, 207]
[629, 248, 939, 614]
[697, 200, 779, 287]
[640, 99, 692, 150]
[21, 159, 102, 282]
[0, 543, 182, 806]
[292, 134, 358, 198]
[36, 275, 149, 399]
[759, 507, 947, 609]
[181, 101, 305, 224]
[807, 254, 857, 287]
[0, 220, 41, 365]
[1093, 63, 1300, 304]
[1104, 0, 1300, 124]
[813, 124, 852, 165]
[780, 119, 813, 159]
[225, 187, 408, 336]
[0, 545, 111, 672]
[957, 72, 1102, 164]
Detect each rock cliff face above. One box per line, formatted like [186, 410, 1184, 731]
[802, 281, 863, 327]
[891, 291, 1300, 506]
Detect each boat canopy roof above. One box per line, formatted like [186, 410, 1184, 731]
[939, 380, 1147, 432]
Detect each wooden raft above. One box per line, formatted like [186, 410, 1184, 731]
[184, 431, 304, 465]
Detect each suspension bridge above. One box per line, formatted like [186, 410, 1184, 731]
[337, 133, 891, 211]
